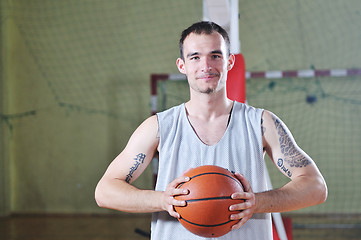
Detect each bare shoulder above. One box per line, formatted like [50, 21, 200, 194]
[127, 115, 159, 149]
[261, 110, 293, 138]
[261, 109, 297, 153]
[261, 110, 283, 140]
[103, 115, 159, 183]
[135, 115, 159, 134]
[261, 110, 281, 127]
[262, 110, 317, 178]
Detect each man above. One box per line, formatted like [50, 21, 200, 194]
[95, 21, 327, 239]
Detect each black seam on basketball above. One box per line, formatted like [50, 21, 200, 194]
[185, 196, 231, 203]
[177, 171, 242, 188]
[191, 172, 233, 180]
[180, 217, 233, 227]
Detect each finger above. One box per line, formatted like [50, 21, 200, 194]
[230, 209, 253, 229]
[169, 175, 190, 189]
[230, 207, 251, 220]
[169, 206, 181, 218]
[231, 216, 250, 230]
[169, 196, 187, 207]
[231, 192, 252, 200]
[229, 201, 250, 211]
[170, 199, 186, 219]
[234, 173, 252, 192]
[168, 187, 189, 197]
[165, 196, 185, 219]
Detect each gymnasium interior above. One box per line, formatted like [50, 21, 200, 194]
[1, 1, 361, 239]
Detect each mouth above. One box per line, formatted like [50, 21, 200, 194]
[196, 73, 220, 80]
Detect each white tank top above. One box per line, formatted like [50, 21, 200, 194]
[151, 101, 272, 240]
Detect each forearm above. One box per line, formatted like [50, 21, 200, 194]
[254, 175, 327, 213]
[95, 178, 164, 213]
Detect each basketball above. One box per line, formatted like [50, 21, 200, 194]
[174, 165, 244, 238]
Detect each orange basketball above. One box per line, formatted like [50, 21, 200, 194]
[174, 165, 244, 238]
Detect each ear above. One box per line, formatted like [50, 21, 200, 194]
[176, 58, 186, 74]
[227, 54, 236, 71]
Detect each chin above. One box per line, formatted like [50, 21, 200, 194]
[198, 87, 217, 94]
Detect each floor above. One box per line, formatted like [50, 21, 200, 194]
[1, 214, 361, 240]
[0, 214, 152, 240]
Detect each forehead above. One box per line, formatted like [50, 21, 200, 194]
[182, 32, 227, 55]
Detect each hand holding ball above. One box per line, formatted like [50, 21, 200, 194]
[174, 165, 244, 238]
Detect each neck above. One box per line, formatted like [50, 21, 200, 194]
[185, 89, 233, 120]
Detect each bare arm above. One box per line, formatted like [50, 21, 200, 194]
[95, 115, 188, 216]
[256, 110, 327, 212]
[230, 110, 327, 229]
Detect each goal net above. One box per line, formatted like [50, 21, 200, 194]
[3, 0, 361, 237]
[151, 67, 361, 231]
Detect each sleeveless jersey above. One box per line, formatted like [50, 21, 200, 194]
[151, 101, 272, 240]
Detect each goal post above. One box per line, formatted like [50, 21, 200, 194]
[150, 66, 361, 115]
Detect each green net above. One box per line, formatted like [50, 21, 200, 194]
[156, 74, 361, 215]
[1, 0, 202, 214]
[2, 0, 361, 237]
[2, 0, 202, 120]
[248, 76, 361, 214]
[156, 72, 361, 238]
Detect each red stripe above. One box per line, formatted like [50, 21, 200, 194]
[315, 70, 330, 77]
[347, 69, 361, 76]
[282, 71, 298, 78]
[250, 71, 265, 78]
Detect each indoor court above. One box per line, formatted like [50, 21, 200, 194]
[1, 1, 361, 239]
[1, 214, 361, 240]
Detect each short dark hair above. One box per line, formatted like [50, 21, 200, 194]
[179, 21, 231, 60]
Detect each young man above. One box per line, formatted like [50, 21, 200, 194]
[95, 21, 327, 239]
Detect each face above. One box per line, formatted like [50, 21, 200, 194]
[177, 32, 235, 95]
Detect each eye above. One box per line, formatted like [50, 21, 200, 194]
[212, 54, 222, 59]
[190, 56, 200, 60]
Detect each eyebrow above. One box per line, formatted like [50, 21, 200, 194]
[211, 50, 223, 55]
[186, 50, 224, 58]
[186, 52, 199, 58]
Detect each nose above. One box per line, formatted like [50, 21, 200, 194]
[201, 58, 212, 72]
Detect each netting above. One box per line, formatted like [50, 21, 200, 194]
[2, 0, 361, 237]
[1, 0, 202, 122]
[150, 1, 361, 230]
[154, 72, 361, 236]
[1, 0, 202, 214]
[248, 76, 361, 214]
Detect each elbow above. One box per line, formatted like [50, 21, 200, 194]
[314, 176, 328, 205]
[94, 195, 104, 209]
[94, 183, 108, 208]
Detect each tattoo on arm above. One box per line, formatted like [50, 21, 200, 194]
[272, 115, 311, 172]
[277, 158, 292, 177]
[261, 117, 266, 136]
[125, 153, 146, 183]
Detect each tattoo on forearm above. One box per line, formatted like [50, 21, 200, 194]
[125, 153, 146, 183]
[272, 116, 311, 169]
